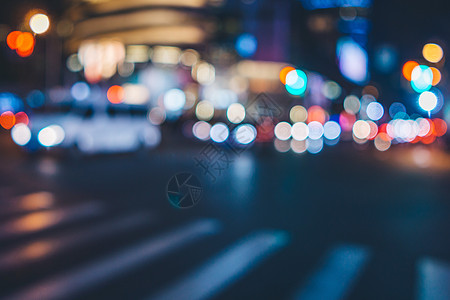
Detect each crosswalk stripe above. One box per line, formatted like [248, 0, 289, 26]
[0, 202, 104, 240]
[291, 244, 371, 300]
[0, 212, 154, 271]
[147, 230, 289, 300]
[4, 219, 221, 300]
[417, 257, 450, 300]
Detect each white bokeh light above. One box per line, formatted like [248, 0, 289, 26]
[11, 124, 31, 146]
[38, 125, 65, 147]
[419, 91, 438, 112]
[30, 13, 50, 34]
[210, 123, 229, 143]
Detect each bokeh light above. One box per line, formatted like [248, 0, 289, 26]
[291, 122, 309, 141]
[306, 137, 324, 154]
[366, 120, 378, 140]
[389, 102, 406, 119]
[15, 32, 35, 57]
[285, 69, 307, 95]
[195, 100, 214, 121]
[308, 121, 324, 140]
[339, 111, 356, 132]
[418, 91, 438, 112]
[366, 102, 384, 121]
[235, 33, 258, 57]
[274, 139, 290, 153]
[430, 67, 441, 86]
[71, 82, 90, 101]
[337, 38, 368, 84]
[353, 120, 371, 139]
[322, 81, 341, 100]
[66, 54, 83, 72]
[279, 66, 295, 85]
[163, 89, 186, 112]
[180, 49, 199, 67]
[411, 65, 433, 93]
[118, 62, 135, 77]
[343, 95, 360, 115]
[433, 118, 447, 136]
[227, 103, 246, 124]
[11, 124, 31, 146]
[6, 31, 21, 50]
[402, 61, 419, 81]
[148, 107, 166, 125]
[193, 62, 215, 86]
[291, 139, 307, 154]
[107, 85, 125, 104]
[422, 43, 444, 63]
[234, 124, 257, 145]
[29, 13, 50, 34]
[307, 105, 327, 124]
[416, 118, 432, 137]
[210, 123, 229, 143]
[274, 122, 292, 141]
[374, 133, 391, 151]
[323, 121, 341, 140]
[15, 112, 29, 125]
[26, 90, 45, 108]
[0, 111, 16, 129]
[193, 121, 211, 141]
[290, 105, 308, 123]
[38, 125, 65, 147]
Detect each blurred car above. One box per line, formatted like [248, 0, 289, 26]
[25, 107, 161, 155]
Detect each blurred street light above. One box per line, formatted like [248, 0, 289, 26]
[30, 13, 50, 35]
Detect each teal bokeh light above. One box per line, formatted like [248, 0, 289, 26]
[411, 65, 433, 93]
[285, 69, 307, 96]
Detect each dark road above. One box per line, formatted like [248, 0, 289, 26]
[0, 144, 449, 300]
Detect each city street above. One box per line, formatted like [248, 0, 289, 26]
[1, 0, 450, 298]
[0, 141, 449, 300]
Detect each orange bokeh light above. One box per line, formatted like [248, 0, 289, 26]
[421, 134, 436, 145]
[410, 136, 421, 144]
[430, 67, 441, 86]
[17, 46, 35, 57]
[1, 111, 16, 129]
[6, 31, 22, 50]
[307, 105, 327, 124]
[279, 66, 295, 85]
[107, 85, 124, 104]
[402, 61, 419, 81]
[432, 118, 447, 137]
[377, 132, 392, 142]
[16, 32, 35, 52]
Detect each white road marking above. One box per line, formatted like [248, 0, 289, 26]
[148, 230, 289, 300]
[291, 244, 371, 300]
[417, 257, 450, 300]
[5, 219, 221, 300]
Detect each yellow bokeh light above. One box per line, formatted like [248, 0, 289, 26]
[289, 105, 308, 123]
[422, 43, 443, 63]
[195, 100, 214, 121]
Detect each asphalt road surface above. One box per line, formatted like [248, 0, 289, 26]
[0, 142, 449, 300]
